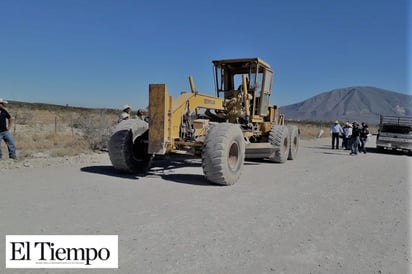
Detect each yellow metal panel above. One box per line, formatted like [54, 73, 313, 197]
[148, 84, 225, 154]
[172, 92, 195, 111]
[242, 74, 250, 117]
[189, 76, 196, 93]
[169, 92, 224, 138]
[251, 115, 264, 123]
[148, 84, 170, 155]
[260, 122, 272, 133]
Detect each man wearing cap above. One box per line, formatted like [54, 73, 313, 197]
[119, 104, 132, 122]
[118, 112, 130, 123]
[0, 98, 17, 159]
[330, 120, 343, 149]
[122, 104, 131, 114]
[136, 109, 145, 120]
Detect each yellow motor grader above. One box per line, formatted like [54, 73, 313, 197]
[108, 58, 299, 185]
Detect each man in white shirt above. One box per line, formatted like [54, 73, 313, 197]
[330, 120, 343, 149]
[342, 122, 353, 150]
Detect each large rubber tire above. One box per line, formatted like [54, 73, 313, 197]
[108, 122, 150, 174]
[268, 125, 290, 163]
[202, 123, 245, 186]
[287, 125, 299, 160]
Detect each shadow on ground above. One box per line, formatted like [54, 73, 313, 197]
[244, 159, 288, 164]
[366, 147, 411, 156]
[80, 165, 139, 179]
[151, 173, 212, 186]
[305, 143, 411, 157]
[304, 143, 352, 155]
[81, 159, 220, 186]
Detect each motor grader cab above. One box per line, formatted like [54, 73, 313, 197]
[108, 58, 299, 185]
[212, 58, 281, 124]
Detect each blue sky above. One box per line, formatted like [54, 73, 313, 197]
[0, 0, 409, 109]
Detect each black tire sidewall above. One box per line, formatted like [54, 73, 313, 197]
[268, 125, 290, 163]
[202, 123, 245, 185]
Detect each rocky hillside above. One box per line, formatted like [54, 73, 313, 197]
[280, 87, 412, 124]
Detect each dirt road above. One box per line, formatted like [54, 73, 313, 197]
[0, 138, 410, 273]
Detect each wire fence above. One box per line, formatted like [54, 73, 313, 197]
[10, 109, 118, 151]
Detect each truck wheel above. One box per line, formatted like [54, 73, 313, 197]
[202, 123, 245, 186]
[376, 145, 385, 153]
[287, 125, 299, 160]
[109, 128, 150, 174]
[268, 125, 290, 163]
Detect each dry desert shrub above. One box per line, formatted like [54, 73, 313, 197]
[13, 132, 89, 158]
[5, 103, 119, 159]
[287, 120, 378, 139]
[286, 121, 328, 139]
[70, 112, 117, 150]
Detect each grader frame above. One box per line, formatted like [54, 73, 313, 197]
[108, 58, 299, 185]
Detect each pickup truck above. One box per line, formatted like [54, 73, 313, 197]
[376, 115, 412, 153]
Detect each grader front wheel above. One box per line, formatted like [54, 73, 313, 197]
[202, 123, 245, 186]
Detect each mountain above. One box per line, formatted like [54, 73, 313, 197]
[280, 87, 412, 124]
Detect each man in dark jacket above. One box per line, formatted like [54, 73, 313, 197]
[359, 122, 369, 154]
[350, 122, 360, 155]
[0, 98, 16, 159]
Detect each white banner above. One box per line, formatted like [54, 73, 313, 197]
[5, 235, 118, 269]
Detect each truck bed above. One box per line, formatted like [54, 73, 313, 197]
[377, 115, 412, 152]
[380, 116, 412, 133]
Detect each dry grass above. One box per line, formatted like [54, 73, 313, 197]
[1, 102, 118, 159]
[286, 121, 329, 139]
[13, 133, 89, 158]
[0, 101, 378, 160]
[286, 120, 379, 139]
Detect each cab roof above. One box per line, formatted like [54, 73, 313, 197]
[212, 58, 271, 69]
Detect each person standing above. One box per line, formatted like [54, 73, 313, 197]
[330, 120, 343, 149]
[0, 98, 16, 159]
[343, 122, 352, 150]
[342, 122, 350, 150]
[118, 104, 132, 123]
[359, 122, 369, 154]
[350, 122, 361, 155]
[118, 112, 130, 123]
[136, 109, 145, 120]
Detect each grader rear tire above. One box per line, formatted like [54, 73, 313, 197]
[268, 125, 290, 163]
[287, 125, 299, 160]
[202, 123, 245, 186]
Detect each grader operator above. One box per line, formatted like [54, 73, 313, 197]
[108, 58, 299, 185]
